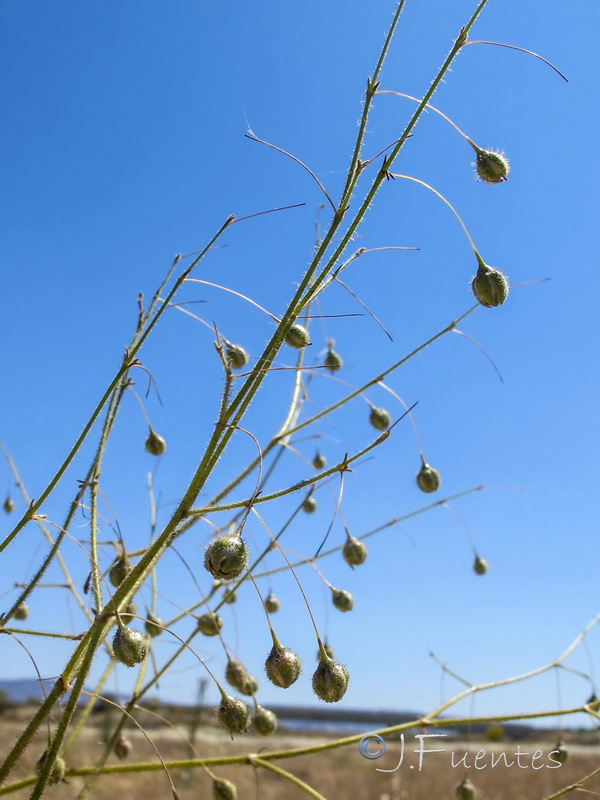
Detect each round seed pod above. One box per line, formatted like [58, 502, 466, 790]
[204, 532, 248, 581]
[114, 734, 132, 760]
[455, 777, 476, 800]
[285, 323, 310, 349]
[253, 705, 278, 736]
[552, 742, 568, 764]
[369, 407, 391, 431]
[14, 602, 29, 621]
[225, 342, 249, 370]
[112, 627, 149, 668]
[475, 149, 509, 184]
[223, 589, 237, 604]
[471, 263, 509, 308]
[332, 588, 354, 612]
[197, 611, 224, 636]
[324, 349, 343, 372]
[3, 497, 14, 514]
[312, 452, 327, 470]
[473, 556, 488, 575]
[342, 536, 368, 567]
[213, 777, 238, 800]
[144, 611, 163, 638]
[225, 659, 258, 696]
[120, 599, 137, 624]
[264, 593, 280, 613]
[145, 428, 166, 456]
[416, 463, 441, 493]
[35, 750, 66, 786]
[265, 643, 302, 688]
[302, 495, 317, 514]
[217, 694, 250, 735]
[109, 555, 131, 588]
[312, 658, 349, 703]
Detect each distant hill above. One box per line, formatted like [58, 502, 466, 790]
[0, 678, 59, 704]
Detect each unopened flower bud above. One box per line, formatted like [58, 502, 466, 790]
[471, 263, 509, 308]
[3, 497, 14, 514]
[204, 531, 248, 581]
[416, 463, 441, 493]
[144, 610, 163, 638]
[302, 495, 317, 514]
[217, 694, 250, 735]
[473, 556, 488, 575]
[35, 750, 66, 785]
[312, 452, 327, 470]
[285, 323, 310, 349]
[332, 588, 354, 612]
[474, 149, 509, 184]
[312, 658, 349, 703]
[213, 777, 238, 800]
[112, 627, 149, 667]
[265, 642, 302, 688]
[145, 428, 166, 456]
[225, 342, 249, 370]
[114, 734, 132, 760]
[324, 349, 343, 372]
[253, 705, 278, 736]
[369, 407, 390, 431]
[343, 536, 368, 567]
[109, 555, 131, 588]
[14, 602, 29, 621]
[264, 593, 280, 613]
[197, 611, 224, 636]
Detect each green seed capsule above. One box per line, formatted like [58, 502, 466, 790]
[471, 263, 509, 308]
[285, 323, 310, 349]
[312, 452, 327, 470]
[324, 349, 343, 372]
[112, 627, 149, 667]
[332, 588, 354, 612]
[369, 407, 391, 431]
[114, 734, 132, 760]
[225, 659, 258, 696]
[14, 602, 29, 621]
[473, 556, 488, 575]
[223, 589, 237, 604]
[265, 643, 302, 688]
[204, 532, 248, 581]
[144, 610, 163, 638]
[475, 149, 509, 184]
[342, 536, 368, 567]
[552, 742, 568, 764]
[225, 342, 249, 370]
[213, 777, 238, 800]
[302, 495, 317, 514]
[312, 658, 349, 703]
[120, 599, 137, 624]
[197, 611, 224, 636]
[145, 428, 167, 456]
[253, 705, 278, 736]
[264, 593, 280, 613]
[455, 777, 476, 800]
[35, 750, 66, 786]
[109, 555, 131, 588]
[217, 694, 250, 735]
[3, 497, 14, 514]
[416, 463, 441, 493]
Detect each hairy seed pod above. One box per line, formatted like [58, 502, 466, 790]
[109, 555, 131, 588]
[264, 593, 280, 613]
[302, 495, 317, 514]
[552, 742, 568, 764]
[213, 777, 238, 800]
[35, 750, 66, 786]
[285, 323, 310, 349]
[3, 497, 14, 514]
[225, 659, 258, 696]
[475, 149, 509, 184]
[473, 556, 488, 575]
[145, 428, 166, 456]
[204, 531, 248, 581]
[14, 602, 29, 621]
[120, 599, 137, 624]
[112, 627, 149, 667]
[471, 263, 509, 308]
[253, 705, 278, 736]
[369, 406, 391, 431]
[144, 610, 163, 638]
[265, 643, 302, 688]
[324, 349, 343, 372]
[197, 611, 224, 636]
[217, 694, 250, 735]
[312, 452, 327, 470]
[114, 733, 132, 760]
[312, 658, 349, 703]
[455, 777, 476, 800]
[223, 589, 237, 604]
[416, 463, 441, 493]
[225, 342, 249, 370]
[343, 536, 368, 567]
[332, 588, 354, 612]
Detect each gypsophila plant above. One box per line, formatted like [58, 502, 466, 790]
[0, 3, 593, 800]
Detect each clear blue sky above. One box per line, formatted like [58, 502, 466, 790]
[1, 0, 599, 727]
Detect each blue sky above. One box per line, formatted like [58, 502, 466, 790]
[1, 0, 599, 729]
